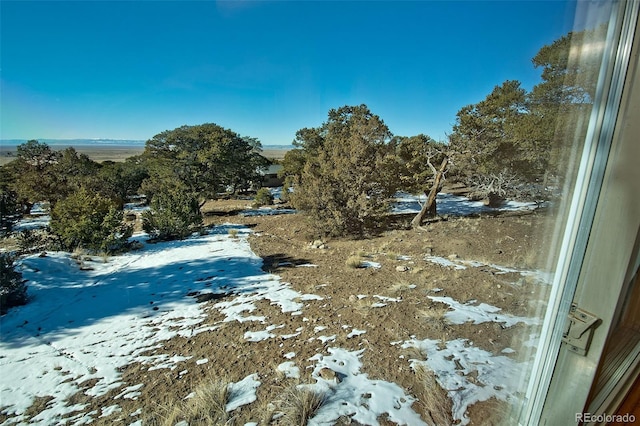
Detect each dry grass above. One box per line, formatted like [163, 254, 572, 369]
[389, 281, 414, 293]
[70, 247, 88, 260]
[140, 394, 182, 426]
[183, 378, 232, 425]
[23, 396, 54, 421]
[275, 385, 327, 425]
[352, 297, 375, 317]
[513, 248, 540, 269]
[416, 303, 449, 320]
[140, 378, 233, 425]
[345, 255, 363, 269]
[410, 363, 453, 426]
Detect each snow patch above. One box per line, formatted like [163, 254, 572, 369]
[428, 296, 540, 327]
[402, 338, 530, 425]
[277, 361, 300, 379]
[226, 374, 261, 412]
[304, 348, 426, 425]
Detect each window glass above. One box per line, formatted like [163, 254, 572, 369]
[0, 1, 634, 425]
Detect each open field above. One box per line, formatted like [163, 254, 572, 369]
[0, 146, 290, 166]
[0, 146, 145, 166]
[1, 196, 553, 425]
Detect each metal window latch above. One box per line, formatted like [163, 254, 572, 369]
[562, 304, 601, 356]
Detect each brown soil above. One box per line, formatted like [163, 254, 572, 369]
[10, 204, 554, 425]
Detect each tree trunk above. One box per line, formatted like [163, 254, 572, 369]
[411, 157, 448, 228]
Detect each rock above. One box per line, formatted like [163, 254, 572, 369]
[318, 367, 341, 382]
[483, 192, 505, 208]
[395, 265, 410, 272]
[310, 240, 326, 249]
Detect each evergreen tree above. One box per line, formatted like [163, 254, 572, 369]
[50, 188, 132, 253]
[0, 253, 27, 314]
[142, 124, 269, 208]
[141, 177, 203, 241]
[449, 80, 527, 178]
[292, 105, 398, 237]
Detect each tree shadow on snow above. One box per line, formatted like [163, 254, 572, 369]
[261, 253, 314, 273]
[0, 227, 278, 349]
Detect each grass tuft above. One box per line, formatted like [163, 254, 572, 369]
[411, 363, 453, 426]
[277, 385, 327, 425]
[345, 255, 363, 269]
[184, 378, 232, 424]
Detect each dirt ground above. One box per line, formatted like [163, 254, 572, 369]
[8, 201, 554, 425]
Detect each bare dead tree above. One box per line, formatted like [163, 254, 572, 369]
[410, 154, 449, 228]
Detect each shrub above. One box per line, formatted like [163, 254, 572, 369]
[1, 253, 27, 314]
[279, 176, 295, 203]
[50, 188, 133, 253]
[254, 188, 274, 207]
[142, 183, 203, 241]
[0, 189, 22, 237]
[15, 229, 62, 253]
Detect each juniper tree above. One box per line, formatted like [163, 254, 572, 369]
[50, 188, 132, 253]
[141, 177, 203, 241]
[292, 105, 398, 237]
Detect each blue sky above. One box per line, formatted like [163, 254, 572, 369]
[1, 1, 580, 145]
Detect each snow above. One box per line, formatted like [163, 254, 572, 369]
[13, 215, 51, 231]
[346, 329, 366, 338]
[374, 295, 401, 303]
[428, 296, 541, 327]
[99, 405, 121, 417]
[244, 324, 283, 342]
[424, 255, 467, 270]
[240, 207, 296, 217]
[0, 225, 320, 425]
[123, 202, 149, 214]
[403, 338, 530, 426]
[2, 198, 546, 425]
[226, 374, 261, 412]
[424, 255, 552, 284]
[360, 260, 381, 269]
[277, 361, 300, 379]
[393, 192, 539, 216]
[304, 348, 427, 425]
[316, 335, 337, 344]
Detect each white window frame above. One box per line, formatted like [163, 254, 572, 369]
[520, 1, 640, 423]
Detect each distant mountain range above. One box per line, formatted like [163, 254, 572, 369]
[1, 139, 146, 147]
[1, 139, 293, 150]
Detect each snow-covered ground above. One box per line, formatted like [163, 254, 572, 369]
[0, 225, 322, 425]
[2, 217, 543, 425]
[393, 192, 540, 216]
[424, 254, 553, 285]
